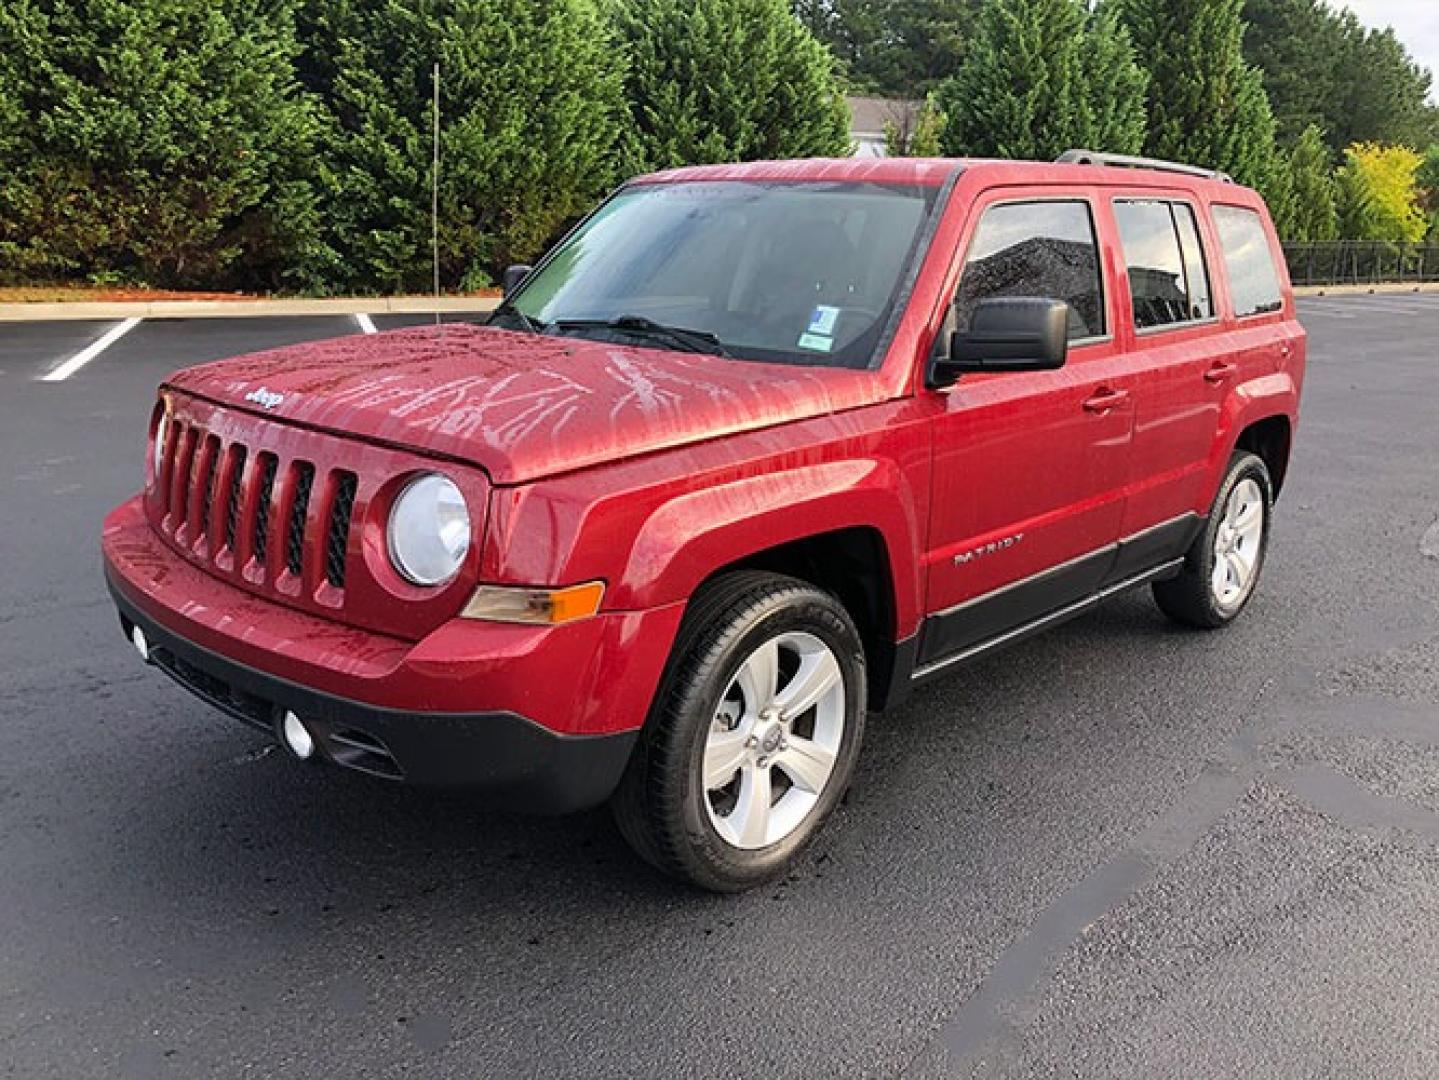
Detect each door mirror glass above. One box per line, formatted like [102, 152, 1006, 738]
[931, 297, 1069, 387]
[502, 264, 533, 297]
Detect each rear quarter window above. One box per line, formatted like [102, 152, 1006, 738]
[1212, 205, 1284, 318]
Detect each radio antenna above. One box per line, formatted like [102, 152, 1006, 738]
[431, 61, 441, 326]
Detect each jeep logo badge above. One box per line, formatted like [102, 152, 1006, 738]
[244, 387, 285, 410]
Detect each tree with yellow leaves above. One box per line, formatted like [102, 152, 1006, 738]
[1335, 143, 1428, 243]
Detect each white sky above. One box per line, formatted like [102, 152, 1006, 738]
[1339, 1, 1439, 96]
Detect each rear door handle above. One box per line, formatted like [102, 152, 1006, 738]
[1082, 387, 1129, 413]
[1204, 361, 1238, 383]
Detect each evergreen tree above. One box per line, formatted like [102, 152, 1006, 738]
[935, 0, 1146, 160]
[1241, 0, 1345, 146]
[1282, 124, 1338, 242]
[299, 0, 627, 294]
[792, 0, 980, 97]
[1114, 0, 1281, 196]
[1243, 1, 1439, 154]
[1331, 20, 1438, 153]
[0, 0, 323, 289]
[1335, 153, 1377, 242]
[1419, 146, 1439, 240]
[614, 0, 851, 172]
[1077, 5, 1149, 155]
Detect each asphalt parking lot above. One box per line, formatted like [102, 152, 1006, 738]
[2, 295, 1438, 1077]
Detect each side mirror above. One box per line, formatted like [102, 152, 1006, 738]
[502, 264, 533, 297]
[930, 297, 1070, 389]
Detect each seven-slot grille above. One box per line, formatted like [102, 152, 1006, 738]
[156, 418, 359, 595]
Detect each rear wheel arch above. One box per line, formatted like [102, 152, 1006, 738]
[1234, 414, 1292, 497]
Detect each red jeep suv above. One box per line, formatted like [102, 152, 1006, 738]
[103, 152, 1305, 891]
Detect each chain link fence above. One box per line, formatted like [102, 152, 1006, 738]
[1283, 242, 1439, 288]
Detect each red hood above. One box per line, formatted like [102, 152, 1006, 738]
[163, 325, 888, 484]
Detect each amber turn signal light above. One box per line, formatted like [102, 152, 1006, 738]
[461, 581, 606, 625]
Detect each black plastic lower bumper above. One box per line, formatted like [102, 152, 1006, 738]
[109, 584, 638, 814]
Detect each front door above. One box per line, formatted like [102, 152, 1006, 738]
[919, 193, 1136, 671]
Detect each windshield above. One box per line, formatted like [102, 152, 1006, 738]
[496, 180, 940, 369]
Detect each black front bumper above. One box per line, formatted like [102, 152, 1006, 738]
[110, 585, 638, 814]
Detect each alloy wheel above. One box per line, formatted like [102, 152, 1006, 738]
[1211, 477, 1265, 611]
[702, 630, 846, 850]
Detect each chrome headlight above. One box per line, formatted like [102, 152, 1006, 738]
[386, 474, 471, 586]
[152, 409, 170, 481]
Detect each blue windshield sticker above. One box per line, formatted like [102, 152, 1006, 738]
[808, 305, 841, 336]
[797, 332, 833, 353]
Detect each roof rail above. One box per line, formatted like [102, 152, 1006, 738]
[1055, 149, 1233, 183]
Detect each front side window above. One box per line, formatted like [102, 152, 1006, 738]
[496, 180, 939, 369]
[1113, 200, 1213, 329]
[953, 200, 1105, 341]
[1212, 205, 1284, 317]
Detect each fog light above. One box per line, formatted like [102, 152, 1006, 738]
[130, 625, 150, 662]
[281, 711, 315, 760]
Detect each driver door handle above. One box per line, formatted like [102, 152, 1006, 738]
[1082, 387, 1129, 413]
[1204, 361, 1238, 383]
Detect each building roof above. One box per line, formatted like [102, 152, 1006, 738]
[845, 96, 923, 138]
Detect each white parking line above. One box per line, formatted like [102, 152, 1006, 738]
[39, 317, 142, 382]
[353, 313, 377, 335]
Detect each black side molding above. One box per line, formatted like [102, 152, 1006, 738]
[903, 514, 1203, 689]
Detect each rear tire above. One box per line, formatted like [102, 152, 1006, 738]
[1153, 451, 1273, 629]
[611, 571, 866, 892]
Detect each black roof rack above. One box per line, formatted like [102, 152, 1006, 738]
[1055, 149, 1232, 183]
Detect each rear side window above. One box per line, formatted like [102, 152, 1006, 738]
[954, 200, 1105, 341]
[1113, 200, 1212, 329]
[1212, 205, 1284, 317]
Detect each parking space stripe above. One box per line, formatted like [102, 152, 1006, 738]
[39, 317, 142, 382]
[353, 313, 377, 334]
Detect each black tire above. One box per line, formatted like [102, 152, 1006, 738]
[1153, 451, 1274, 629]
[611, 571, 867, 892]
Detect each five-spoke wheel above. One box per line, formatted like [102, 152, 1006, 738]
[1211, 476, 1265, 611]
[702, 630, 846, 849]
[1154, 451, 1273, 628]
[612, 572, 865, 892]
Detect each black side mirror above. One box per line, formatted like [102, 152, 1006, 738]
[930, 297, 1070, 388]
[502, 264, 533, 297]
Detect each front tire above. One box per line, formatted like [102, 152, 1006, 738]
[611, 572, 866, 892]
[1153, 451, 1273, 629]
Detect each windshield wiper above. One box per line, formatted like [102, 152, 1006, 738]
[489, 305, 546, 335]
[551, 314, 730, 357]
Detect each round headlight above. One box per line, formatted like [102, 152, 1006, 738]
[386, 474, 471, 586]
[152, 410, 169, 481]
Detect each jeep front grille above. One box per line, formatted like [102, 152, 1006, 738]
[157, 421, 355, 600]
[146, 394, 487, 641]
[252, 453, 278, 567]
[285, 461, 314, 577]
[325, 472, 358, 589]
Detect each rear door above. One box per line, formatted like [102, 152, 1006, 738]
[1107, 193, 1232, 554]
[918, 190, 1136, 670]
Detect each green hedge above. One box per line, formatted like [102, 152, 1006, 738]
[0, 0, 852, 294]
